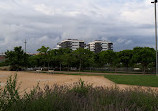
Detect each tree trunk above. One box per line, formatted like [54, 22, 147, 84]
[68, 65, 69, 71]
[115, 66, 117, 73]
[48, 62, 50, 70]
[126, 64, 129, 72]
[79, 59, 81, 72]
[126, 67, 128, 72]
[143, 66, 146, 74]
[60, 63, 62, 71]
[44, 62, 45, 68]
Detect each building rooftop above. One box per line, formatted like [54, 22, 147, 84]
[88, 40, 112, 44]
[61, 39, 84, 43]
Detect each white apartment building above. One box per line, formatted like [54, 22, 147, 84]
[87, 40, 113, 53]
[57, 39, 85, 51]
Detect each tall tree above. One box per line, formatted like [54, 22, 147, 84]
[72, 48, 95, 71]
[132, 47, 155, 73]
[98, 50, 119, 72]
[98, 50, 118, 66]
[118, 50, 133, 71]
[28, 55, 41, 67]
[55, 48, 72, 71]
[37, 46, 50, 67]
[5, 46, 29, 71]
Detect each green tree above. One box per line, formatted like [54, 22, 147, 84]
[28, 55, 40, 67]
[118, 50, 133, 71]
[132, 47, 155, 74]
[47, 49, 59, 68]
[98, 50, 119, 71]
[72, 48, 95, 71]
[98, 50, 118, 66]
[37, 46, 50, 68]
[5, 46, 29, 71]
[55, 48, 72, 71]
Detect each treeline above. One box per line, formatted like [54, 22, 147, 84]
[3, 46, 156, 73]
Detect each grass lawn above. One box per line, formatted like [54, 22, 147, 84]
[104, 75, 158, 87]
[34, 71, 158, 87]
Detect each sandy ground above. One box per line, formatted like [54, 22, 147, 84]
[0, 71, 158, 94]
[0, 71, 115, 93]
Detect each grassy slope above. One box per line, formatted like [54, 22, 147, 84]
[104, 75, 158, 87]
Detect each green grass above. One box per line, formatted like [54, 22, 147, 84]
[30, 71, 158, 87]
[104, 75, 158, 87]
[2, 74, 158, 111]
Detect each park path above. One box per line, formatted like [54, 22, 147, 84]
[54, 71, 155, 75]
[0, 71, 157, 94]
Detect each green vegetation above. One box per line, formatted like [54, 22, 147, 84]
[2, 46, 156, 73]
[1, 75, 158, 111]
[29, 46, 156, 73]
[104, 75, 158, 87]
[5, 46, 29, 71]
[118, 49, 133, 70]
[132, 47, 155, 73]
[43, 72, 158, 87]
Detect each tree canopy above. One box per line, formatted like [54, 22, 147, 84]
[4, 46, 156, 73]
[5, 46, 29, 71]
[132, 47, 155, 73]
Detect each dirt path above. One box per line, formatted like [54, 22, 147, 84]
[0, 71, 157, 94]
[54, 71, 155, 75]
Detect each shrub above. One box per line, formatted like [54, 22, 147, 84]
[0, 74, 20, 111]
[70, 79, 92, 97]
[1, 75, 158, 111]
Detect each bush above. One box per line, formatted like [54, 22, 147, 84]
[0, 74, 20, 111]
[1, 75, 158, 111]
[70, 79, 91, 97]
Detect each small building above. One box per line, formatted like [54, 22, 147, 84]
[0, 54, 5, 62]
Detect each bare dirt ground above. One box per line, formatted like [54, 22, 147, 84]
[0, 71, 158, 94]
[0, 71, 114, 93]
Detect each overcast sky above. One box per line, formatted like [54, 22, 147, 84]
[0, 0, 156, 53]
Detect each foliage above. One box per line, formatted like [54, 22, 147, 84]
[5, 46, 29, 71]
[56, 48, 72, 68]
[37, 46, 50, 55]
[37, 46, 50, 67]
[0, 74, 20, 111]
[118, 50, 133, 68]
[28, 55, 40, 67]
[71, 48, 95, 70]
[0, 62, 8, 67]
[4, 46, 156, 73]
[70, 79, 91, 97]
[132, 47, 155, 73]
[1, 75, 158, 111]
[98, 50, 119, 68]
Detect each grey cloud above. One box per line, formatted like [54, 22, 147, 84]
[0, 0, 155, 53]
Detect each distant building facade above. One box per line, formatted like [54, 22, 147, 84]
[57, 39, 85, 51]
[87, 40, 113, 53]
[0, 54, 5, 62]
